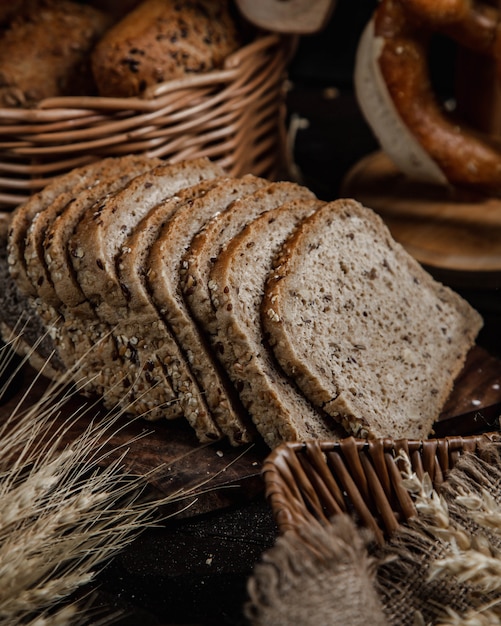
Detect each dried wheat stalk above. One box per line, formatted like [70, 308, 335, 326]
[0, 329, 213, 625]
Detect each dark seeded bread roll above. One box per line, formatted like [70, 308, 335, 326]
[91, 0, 242, 98]
[0, 0, 111, 107]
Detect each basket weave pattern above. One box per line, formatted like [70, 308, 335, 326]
[0, 33, 293, 209]
[263, 435, 495, 544]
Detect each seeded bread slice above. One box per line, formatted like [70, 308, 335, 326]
[68, 158, 223, 427]
[0, 212, 61, 379]
[181, 181, 316, 337]
[39, 156, 161, 366]
[26, 155, 162, 310]
[70, 157, 223, 312]
[146, 175, 269, 445]
[7, 158, 116, 299]
[208, 199, 347, 449]
[23, 157, 163, 393]
[261, 199, 483, 440]
[29, 155, 163, 310]
[107, 178, 224, 442]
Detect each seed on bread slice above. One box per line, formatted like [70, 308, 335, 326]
[261, 199, 483, 440]
[147, 175, 269, 445]
[208, 199, 347, 449]
[181, 181, 316, 338]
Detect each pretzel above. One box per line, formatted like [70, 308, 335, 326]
[355, 0, 501, 194]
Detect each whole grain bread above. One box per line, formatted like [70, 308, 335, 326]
[68, 158, 223, 420]
[261, 199, 483, 440]
[91, 0, 242, 98]
[0, 0, 110, 107]
[108, 178, 224, 442]
[8, 158, 125, 301]
[146, 175, 270, 444]
[208, 199, 347, 449]
[0, 212, 62, 378]
[181, 181, 316, 338]
[29, 155, 162, 310]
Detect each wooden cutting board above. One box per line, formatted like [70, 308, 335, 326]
[342, 151, 501, 289]
[1, 345, 500, 515]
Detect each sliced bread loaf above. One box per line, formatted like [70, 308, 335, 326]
[181, 181, 316, 337]
[106, 178, 224, 442]
[0, 212, 62, 379]
[31, 155, 162, 310]
[7, 158, 120, 299]
[261, 199, 484, 440]
[146, 175, 269, 444]
[208, 199, 347, 449]
[66, 158, 224, 425]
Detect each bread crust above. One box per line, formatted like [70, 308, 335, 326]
[208, 199, 346, 449]
[0, 0, 111, 106]
[91, 0, 241, 97]
[181, 181, 314, 337]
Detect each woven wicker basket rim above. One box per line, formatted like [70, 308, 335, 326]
[263, 433, 498, 544]
[0, 32, 294, 207]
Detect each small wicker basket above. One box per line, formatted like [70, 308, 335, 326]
[263, 435, 497, 545]
[0, 32, 293, 209]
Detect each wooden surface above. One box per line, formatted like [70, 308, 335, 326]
[342, 151, 501, 288]
[1, 344, 499, 520]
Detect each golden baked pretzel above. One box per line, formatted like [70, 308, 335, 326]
[355, 0, 501, 194]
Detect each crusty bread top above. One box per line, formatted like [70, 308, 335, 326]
[261, 199, 483, 440]
[91, 0, 242, 97]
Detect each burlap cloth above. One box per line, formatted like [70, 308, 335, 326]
[246, 440, 501, 626]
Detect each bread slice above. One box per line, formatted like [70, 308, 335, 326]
[21, 157, 163, 389]
[208, 199, 347, 449]
[0, 212, 62, 379]
[106, 178, 225, 442]
[67, 158, 223, 431]
[7, 158, 121, 299]
[261, 199, 484, 440]
[29, 155, 162, 310]
[70, 157, 224, 313]
[4, 160, 119, 377]
[181, 181, 316, 337]
[146, 175, 270, 444]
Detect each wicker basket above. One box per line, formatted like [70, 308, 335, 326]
[0, 32, 294, 209]
[263, 434, 497, 545]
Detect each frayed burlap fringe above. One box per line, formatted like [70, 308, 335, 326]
[245, 514, 388, 626]
[246, 438, 501, 626]
[375, 439, 501, 626]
